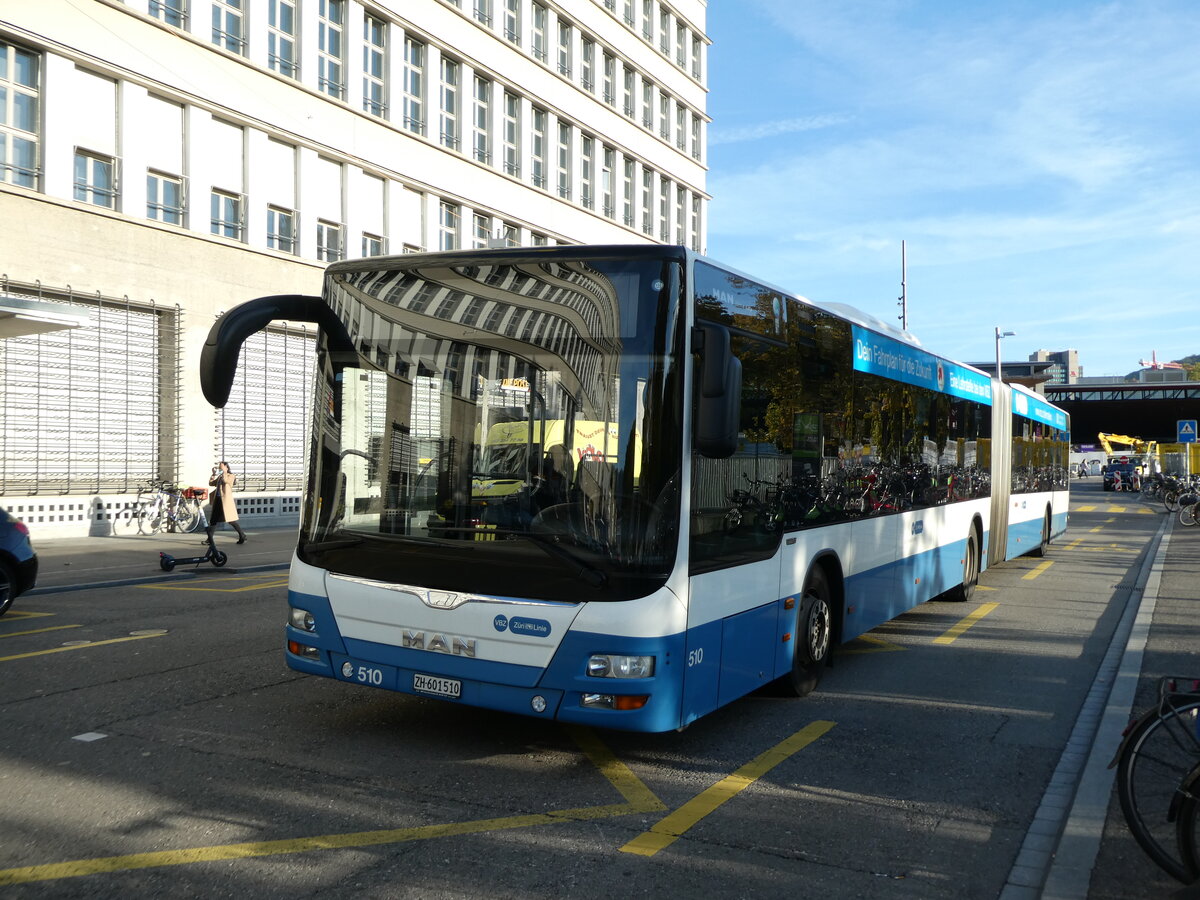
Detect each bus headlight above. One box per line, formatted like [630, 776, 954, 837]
[289, 607, 316, 632]
[587, 654, 655, 678]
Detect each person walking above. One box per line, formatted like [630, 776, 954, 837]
[204, 460, 247, 544]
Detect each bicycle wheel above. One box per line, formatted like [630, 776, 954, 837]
[137, 502, 163, 535]
[1181, 503, 1199, 528]
[1114, 695, 1200, 883]
[1165, 491, 1180, 512]
[1176, 761, 1200, 883]
[176, 501, 199, 533]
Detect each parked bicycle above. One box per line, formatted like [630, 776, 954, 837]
[1109, 676, 1200, 884]
[115, 482, 206, 535]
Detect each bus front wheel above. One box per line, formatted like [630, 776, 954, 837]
[783, 567, 832, 697]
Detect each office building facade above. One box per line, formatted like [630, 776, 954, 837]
[0, 0, 708, 535]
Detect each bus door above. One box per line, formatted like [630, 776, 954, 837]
[988, 383, 1012, 566]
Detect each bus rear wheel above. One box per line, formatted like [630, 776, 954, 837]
[782, 567, 832, 697]
[1031, 511, 1051, 557]
[946, 530, 979, 602]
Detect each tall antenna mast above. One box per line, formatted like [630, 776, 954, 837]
[897, 240, 908, 330]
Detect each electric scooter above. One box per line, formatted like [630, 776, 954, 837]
[159, 537, 228, 571]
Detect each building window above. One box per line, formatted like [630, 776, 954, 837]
[623, 0, 635, 26]
[580, 36, 594, 92]
[149, 0, 186, 28]
[363, 15, 387, 117]
[641, 168, 652, 235]
[641, 0, 653, 42]
[622, 157, 634, 226]
[362, 232, 384, 257]
[147, 170, 184, 224]
[557, 20, 572, 77]
[211, 0, 245, 55]
[1, 41, 40, 189]
[659, 91, 670, 140]
[503, 0, 520, 44]
[690, 194, 701, 251]
[317, 220, 343, 261]
[530, 106, 547, 188]
[210, 189, 243, 239]
[622, 67, 634, 117]
[318, 0, 345, 100]
[675, 185, 685, 243]
[266, 206, 296, 253]
[602, 52, 616, 105]
[473, 75, 491, 164]
[691, 34, 702, 79]
[503, 91, 520, 177]
[532, 3, 548, 62]
[579, 134, 594, 210]
[601, 146, 614, 218]
[502, 222, 518, 246]
[675, 22, 687, 67]
[403, 37, 425, 135]
[556, 122, 571, 199]
[641, 80, 653, 129]
[439, 200, 459, 250]
[691, 113, 702, 160]
[267, 0, 298, 78]
[474, 0, 492, 27]
[531, 231, 547, 246]
[676, 104, 686, 150]
[440, 58, 460, 149]
[74, 150, 117, 209]
[659, 8, 670, 55]
[473, 213, 490, 248]
[659, 175, 669, 241]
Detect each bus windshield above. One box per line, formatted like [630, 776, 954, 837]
[297, 251, 684, 602]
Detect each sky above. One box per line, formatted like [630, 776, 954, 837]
[703, 0, 1200, 378]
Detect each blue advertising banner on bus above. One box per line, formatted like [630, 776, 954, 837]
[851, 326, 992, 405]
[1013, 389, 1069, 430]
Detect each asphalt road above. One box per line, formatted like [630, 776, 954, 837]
[0, 481, 1189, 899]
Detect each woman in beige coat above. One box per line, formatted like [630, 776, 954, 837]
[204, 460, 247, 544]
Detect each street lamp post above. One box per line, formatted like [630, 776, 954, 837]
[995, 327, 1014, 382]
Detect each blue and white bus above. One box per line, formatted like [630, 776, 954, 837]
[201, 245, 1069, 733]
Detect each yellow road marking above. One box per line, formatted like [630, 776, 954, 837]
[1075, 505, 1096, 511]
[1, 610, 54, 620]
[139, 575, 290, 593]
[838, 634, 905, 654]
[978, 585, 997, 591]
[0, 633, 164, 663]
[1106, 506, 1127, 513]
[933, 602, 999, 645]
[1022, 560, 1054, 580]
[0, 725, 664, 885]
[0, 624, 82, 640]
[620, 721, 835, 857]
[568, 726, 666, 812]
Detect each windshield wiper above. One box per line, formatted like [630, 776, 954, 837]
[492, 528, 608, 587]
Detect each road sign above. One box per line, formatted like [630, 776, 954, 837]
[1179, 420, 1198, 443]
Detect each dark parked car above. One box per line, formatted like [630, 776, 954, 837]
[1102, 462, 1137, 492]
[0, 506, 37, 616]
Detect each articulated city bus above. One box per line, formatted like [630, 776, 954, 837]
[201, 245, 1069, 733]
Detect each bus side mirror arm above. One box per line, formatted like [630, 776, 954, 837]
[692, 322, 741, 459]
[200, 294, 352, 408]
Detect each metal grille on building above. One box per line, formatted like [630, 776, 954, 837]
[0, 288, 173, 494]
[216, 325, 315, 492]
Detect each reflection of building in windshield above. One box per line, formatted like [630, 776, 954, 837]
[328, 259, 628, 537]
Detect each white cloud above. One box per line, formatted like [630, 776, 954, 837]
[707, 114, 849, 146]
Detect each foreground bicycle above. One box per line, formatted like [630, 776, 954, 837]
[1110, 676, 1200, 884]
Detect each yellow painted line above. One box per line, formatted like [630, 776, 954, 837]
[978, 585, 997, 591]
[1022, 560, 1055, 581]
[1075, 505, 1096, 511]
[932, 602, 1000, 645]
[1, 610, 54, 620]
[1106, 506, 1127, 513]
[837, 634, 905, 654]
[568, 726, 666, 811]
[0, 624, 82, 640]
[0, 633, 164, 663]
[620, 721, 835, 857]
[139, 575, 290, 593]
